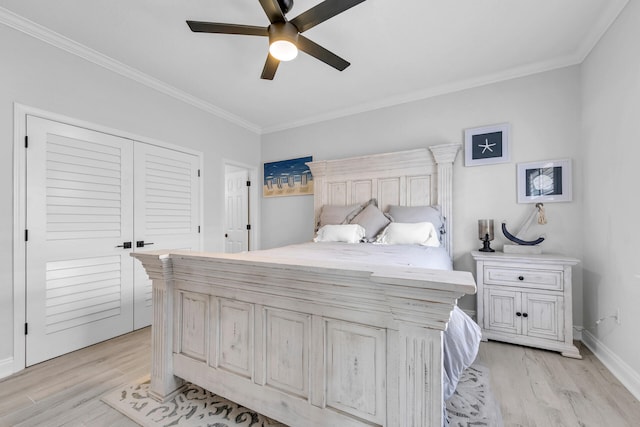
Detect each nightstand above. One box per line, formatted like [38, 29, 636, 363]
[471, 251, 581, 359]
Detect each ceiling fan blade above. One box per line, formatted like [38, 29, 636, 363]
[187, 21, 268, 36]
[259, 0, 286, 24]
[297, 35, 350, 71]
[261, 54, 280, 80]
[291, 0, 367, 33]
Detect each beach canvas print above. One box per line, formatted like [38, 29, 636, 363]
[263, 156, 313, 197]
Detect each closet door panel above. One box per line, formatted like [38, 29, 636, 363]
[25, 116, 135, 366]
[133, 143, 201, 329]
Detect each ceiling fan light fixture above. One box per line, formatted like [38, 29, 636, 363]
[269, 40, 298, 61]
[268, 22, 299, 61]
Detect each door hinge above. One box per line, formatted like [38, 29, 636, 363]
[246, 180, 251, 187]
[197, 169, 201, 177]
[246, 224, 251, 230]
[25, 229, 28, 241]
[25, 135, 28, 148]
[25, 323, 28, 335]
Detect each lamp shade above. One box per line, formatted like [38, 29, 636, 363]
[478, 219, 494, 240]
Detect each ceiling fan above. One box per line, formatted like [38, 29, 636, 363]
[186, 0, 367, 80]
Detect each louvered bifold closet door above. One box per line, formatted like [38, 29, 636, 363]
[25, 116, 135, 366]
[132, 143, 201, 329]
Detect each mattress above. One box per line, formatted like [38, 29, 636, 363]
[237, 241, 453, 271]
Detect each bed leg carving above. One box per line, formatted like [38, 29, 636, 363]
[398, 325, 443, 427]
[146, 254, 185, 402]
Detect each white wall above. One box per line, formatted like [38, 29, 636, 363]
[581, 0, 640, 391]
[261, 67, 584, 318]
[0, 25, 260, 366]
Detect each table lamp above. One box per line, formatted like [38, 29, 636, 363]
[478, 219, 495, 252]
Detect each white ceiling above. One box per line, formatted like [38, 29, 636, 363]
[0, 0, 629, 134]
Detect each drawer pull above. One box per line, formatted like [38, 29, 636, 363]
[516, 312, 522, 317]
[518, 276, 524, 281]
[522, 313, 528, 318]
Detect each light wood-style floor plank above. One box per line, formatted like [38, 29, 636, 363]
[477, 340, 640, 427]
[1, 328, 638, 426]
[0, 328, 150, 427]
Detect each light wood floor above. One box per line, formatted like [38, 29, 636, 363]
[476, 339, 640, 426]
[1, 328, 639, 426]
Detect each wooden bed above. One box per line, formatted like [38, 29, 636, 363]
[132, 143, 476, 426]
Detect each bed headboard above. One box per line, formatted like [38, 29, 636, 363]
[306, 143, 461, 257]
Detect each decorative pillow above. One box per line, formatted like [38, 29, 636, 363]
[350, 203, 391, 241]
[318, 204, 363, 228]
[314, 224, 366, 243]
[375, 222, 441, 247]
[386, 205, 445, 238]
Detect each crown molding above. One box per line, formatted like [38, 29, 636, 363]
[261, 55, 583, 134]
[0, 6, 261, 134]
[574, 0, 629, 63]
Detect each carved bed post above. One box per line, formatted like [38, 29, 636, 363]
[133, 252, 184, 401]
[429, 144, 461, 258]
[398, 325, 443, 426]
[377, 271, 469, 427]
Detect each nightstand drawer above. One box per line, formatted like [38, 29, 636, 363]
[484, 266, 563, 291]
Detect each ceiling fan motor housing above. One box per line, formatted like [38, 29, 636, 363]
[269, 22, 299, 44]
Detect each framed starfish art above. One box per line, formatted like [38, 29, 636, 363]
[464, 123, 511, 166]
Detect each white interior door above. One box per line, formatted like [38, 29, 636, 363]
[224, 167, 249, 253]
[25, 116, 135, 366]
[133, 143, 201, 328]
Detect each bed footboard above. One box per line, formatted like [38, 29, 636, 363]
[133, 250, 476, 427]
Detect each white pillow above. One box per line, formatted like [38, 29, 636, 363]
[386, 205, 445, 241]
[375, 222, 441, 247]
[314, 224, 366, 243]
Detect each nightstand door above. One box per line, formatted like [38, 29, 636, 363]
[485, 288, 521, 335]
[522, 293, 564, 341]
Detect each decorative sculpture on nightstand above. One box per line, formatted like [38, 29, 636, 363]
[502, 203, 546, 253]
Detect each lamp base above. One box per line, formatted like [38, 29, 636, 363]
[479, 238, 495, 252]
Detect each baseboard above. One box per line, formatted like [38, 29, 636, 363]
[0, 357, 14, 380]
[582, 330, 640, 401]
[573, 325, 583, 341]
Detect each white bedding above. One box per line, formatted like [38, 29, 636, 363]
[245, 241, 453, 271]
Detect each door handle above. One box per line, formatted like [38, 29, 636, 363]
[116, 241, 132, 249]
[136, 241, 154, 248]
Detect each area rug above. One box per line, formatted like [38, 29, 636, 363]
[103, 364, 502, 427]
[446, 363, 503, 427]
